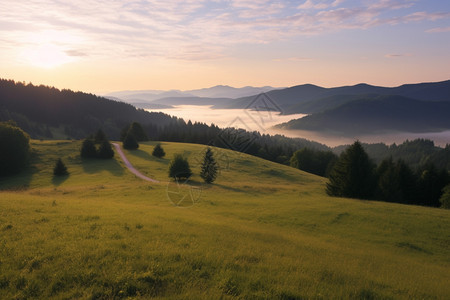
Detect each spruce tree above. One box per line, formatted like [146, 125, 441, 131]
[440, 184, 450, 209]
[97, 140, 114, 159]
[152, 143, 165, 158]
[168, 154, 192, 180]
[94, 129, 107, 144]
[326, 141, 376, 199]
[80, 138, 97, 158]
[53, 158, 68, 176]
[123, 133, 139, 150]
[200, 148, 218, 183]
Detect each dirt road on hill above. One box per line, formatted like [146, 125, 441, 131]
[112, 143, 159, 183]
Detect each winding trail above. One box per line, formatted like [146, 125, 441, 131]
[112, 143, 160, 183]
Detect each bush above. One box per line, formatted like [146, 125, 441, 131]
[97, 140, 114, 159]
[168, 154, 192, 179]
[123, 133, 139, 150]
[152, 143, 165, 158]
[53, 158, 68, 176]
[200, 148, 218, 183]
[80, 139, 97, 158]
[0, 121, 30, 176]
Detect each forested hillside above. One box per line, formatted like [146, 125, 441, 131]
[0, 79, 178, 139]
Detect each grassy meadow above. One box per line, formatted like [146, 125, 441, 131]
[0, 140, 449, 299]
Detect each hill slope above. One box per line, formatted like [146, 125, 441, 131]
[0, 140, 449, 299]
[276, 95, 450, 134]
[0, 79, 178, 139]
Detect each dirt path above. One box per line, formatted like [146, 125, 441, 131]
[112, 143, 159, 183]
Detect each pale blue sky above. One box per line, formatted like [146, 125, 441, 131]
[0, 0, 449, 92]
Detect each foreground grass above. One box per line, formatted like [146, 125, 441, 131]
[0, 140, 449, 299]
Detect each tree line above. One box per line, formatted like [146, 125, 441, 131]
[326, 141, 450, 208]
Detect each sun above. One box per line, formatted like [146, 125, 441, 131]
[19, 30, 82, 69]
[23, 44, 73, 69]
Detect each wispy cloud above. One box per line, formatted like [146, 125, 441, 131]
[426, 26, 450, 33]
[0, 0, 448, 63]
[384, 53, 413, 58]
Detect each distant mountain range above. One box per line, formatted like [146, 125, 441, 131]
[106, 80, 450, 135]
[105, 85, 279, 108]
[275, 95, 450, 134]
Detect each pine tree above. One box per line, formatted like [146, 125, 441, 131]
[53, 158, 68, 176]
[440, 184, 450, 209]
[97, 140, 114, 159]
[200, 148, 218, 183]
[152, 143, 165, 158]
[94, 129, 107, 144]
[123, 133, 139, 150]
[168, 154, 192, 179]
[326, 141, 376, 199]
[80, 138, 97, 158]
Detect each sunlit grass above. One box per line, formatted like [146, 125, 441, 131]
[0, 140, 449, 299]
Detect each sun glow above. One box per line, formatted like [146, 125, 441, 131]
[19, 30, 83, 69]
[23, 44, 73, 68]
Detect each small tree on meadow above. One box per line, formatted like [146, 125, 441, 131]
[80, 138, 97, 158]
[169, 154, 192, 180]
[97, 140, 114, 159]
[200, 148, 218, 183]
[123, 133, 139, 150]
[53, 158, 68, 176]
[152, 143, 165, 158]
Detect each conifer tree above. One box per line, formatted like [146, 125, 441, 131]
[152, 143, 165, 158]
[80, 138, 97, 158]
[97, 140, 114, 159]
[326, 141, 376, 199]
[200, 148, 218, 183]
[168, 154, 192, 179]
[123, 133, 139, 150]
[53, 158, 68, 176]
[94, 129, 107, 144]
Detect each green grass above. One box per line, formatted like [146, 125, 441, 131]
[0, 140, 449, 299]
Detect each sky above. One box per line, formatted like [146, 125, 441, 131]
[1, 0, 449, 93]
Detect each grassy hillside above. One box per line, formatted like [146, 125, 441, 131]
[1, 141, 449, 299]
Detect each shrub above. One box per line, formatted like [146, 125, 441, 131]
[80, 138, 97, 158]
[123, 133, 139, 150]
[152, 143, 165, 158]
[0, 121, 30, 176]
[53, 158, 68, 176]
[168, 154, 192, 179]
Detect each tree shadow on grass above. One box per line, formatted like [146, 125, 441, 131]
[212, 183, 247, 193]
[52, 174, 69, 186]
[81, 158, 124, 176]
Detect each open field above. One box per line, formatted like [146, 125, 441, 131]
[1, 140, 449, 299]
